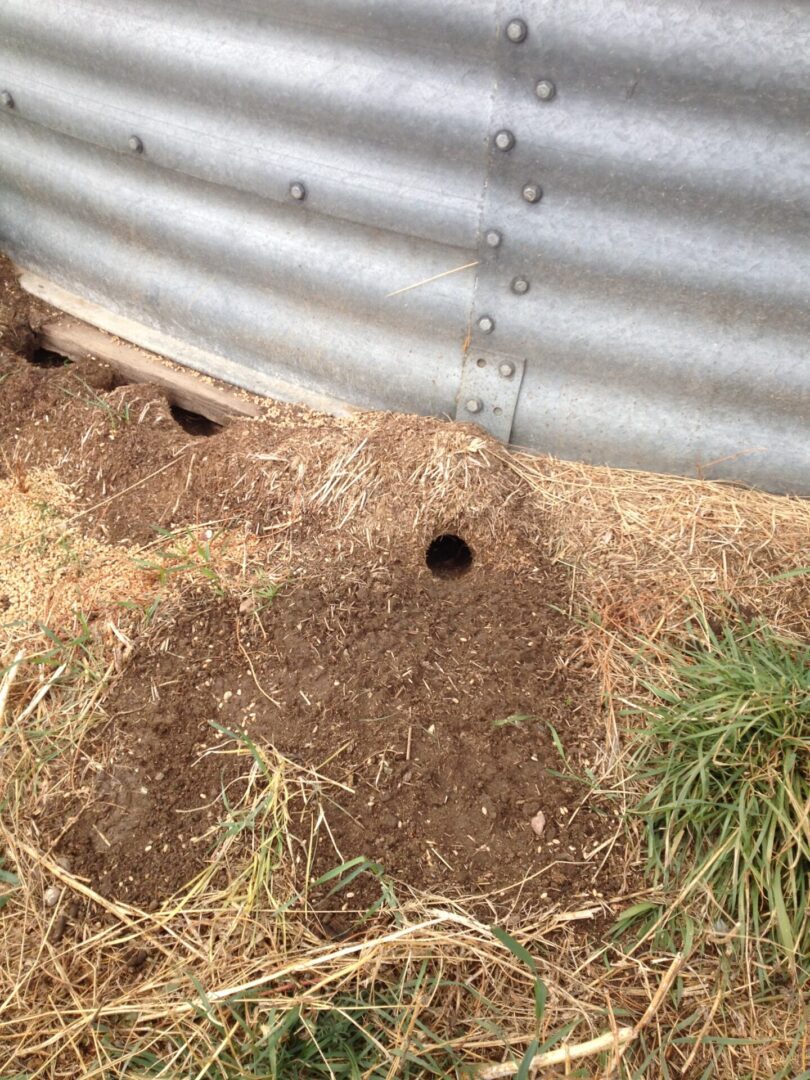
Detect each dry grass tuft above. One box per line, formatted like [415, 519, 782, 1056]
[0, 469, 153, 633]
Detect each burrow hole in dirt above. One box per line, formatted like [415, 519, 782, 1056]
[425, 533, 473, 578]
[169, 403, 222, 437]
[28, 348, 71, 368]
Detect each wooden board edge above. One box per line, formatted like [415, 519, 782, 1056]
[39, 316, 262, 425]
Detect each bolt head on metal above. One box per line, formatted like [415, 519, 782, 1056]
[498, 362, 516, 378]
[465, 398, 483, 414]
[522, 182, 543, 204]
[1, 90, 13, 108]
[477, 315, 495, 334]
[505, 18, 528, 43]
[289, 181, 306, 201]
[511, 276, 530, 295]
[128, 134, 143, 153]
[535, 79, 556, 101]
[484, 229, 502, 248]
[494, 129, 515, 152]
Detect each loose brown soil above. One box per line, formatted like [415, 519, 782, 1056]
[52, 571, 618, 919]
[2, 254, 625, 926]
[0, 255, 53, 357]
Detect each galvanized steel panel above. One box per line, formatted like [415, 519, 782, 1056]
[0, 0, 808, 493]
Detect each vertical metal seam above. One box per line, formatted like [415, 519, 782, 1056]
[459, 3, 503, 412]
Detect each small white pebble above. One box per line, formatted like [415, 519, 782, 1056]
[44, 886, 61, 907]
[481, 806, 488, 816]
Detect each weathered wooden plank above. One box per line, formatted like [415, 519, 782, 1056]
[19, 270, 359, 418]
[39, 316, 261, 425]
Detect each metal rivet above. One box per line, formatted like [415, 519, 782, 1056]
[484, 229, 502, 249]
[494, 129, 515, 152]
[1, 90, 14, 109]
[522, 182, 543, 204]
[505, 18, 528, 43]
[128, 135, 143, 153]
[476, 358, 486, 368]
[511, 277, 530, 295]
[465, 398, 483, 414]
[499, 362, 516, 378]
[535, 79, 556, 102]
[477, 315, 495, 334]
[493, 406, 504, 416]
[289, 181, 306, 201]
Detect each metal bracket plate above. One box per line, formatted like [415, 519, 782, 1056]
[454, 348, 526, 441]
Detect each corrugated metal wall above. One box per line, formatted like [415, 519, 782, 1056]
[1, 0, 808, 492]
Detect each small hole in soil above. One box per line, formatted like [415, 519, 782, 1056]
[29, 348, 70, 368]
[170, 403, 221, 437]
[426, 534, 473, 578]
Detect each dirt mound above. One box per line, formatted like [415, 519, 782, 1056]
[1, 310, 622, 923]
[2, 342, 537, 565]
[49, 550, 620, 921]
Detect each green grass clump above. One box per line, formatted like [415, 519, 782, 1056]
[95, 967, 462, 1079]
[629, 615, 810, 973]
[58, 373, 132, 429]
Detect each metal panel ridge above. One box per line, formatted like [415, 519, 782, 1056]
[0, 0, 808, 493]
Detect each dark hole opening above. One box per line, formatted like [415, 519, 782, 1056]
[170, 403, 222, 437]
[426, 534, 473, 578]
[29, 348, 71, 368]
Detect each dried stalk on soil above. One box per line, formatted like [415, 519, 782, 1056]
[0, 648, 24, 722]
